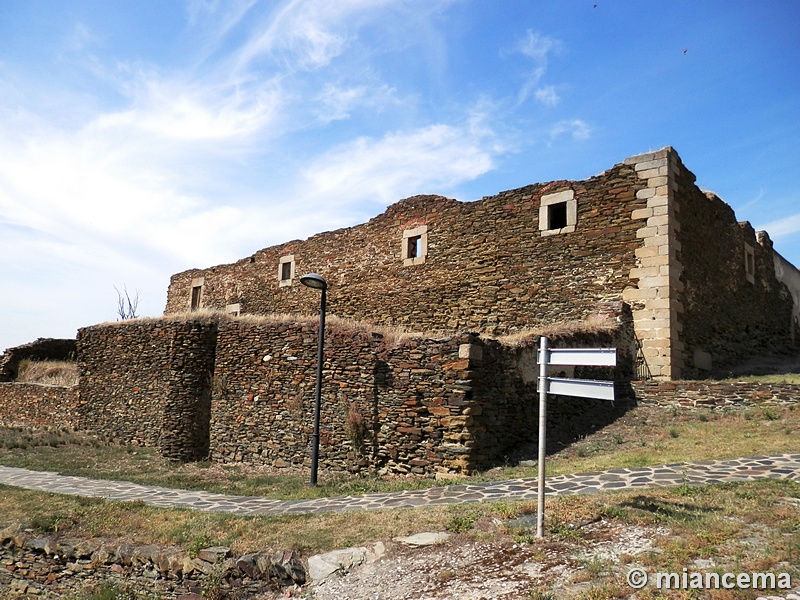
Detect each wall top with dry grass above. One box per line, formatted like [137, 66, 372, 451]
[0, 338, 77, 383]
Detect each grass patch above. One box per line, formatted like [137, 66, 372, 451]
[1, 478, 796, 594]
[0, 485, 454, 556]
[479, 404, 800, 481]
[720, 373, 800, 384]
[15, 359, 78, 386]
[1, 403, 798, 500]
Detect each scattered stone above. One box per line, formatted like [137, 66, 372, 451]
[392, 532, 451, 547]
[693, 558, 715, 569]
[505, 514, 538, 530]
[270, 549, 306, 585]
[308, 542, 385, 583]
[196, 545, 230, 564]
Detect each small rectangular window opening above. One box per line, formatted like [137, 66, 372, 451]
[190, 286, 202, 311]
[539, 189, 576, 236]
[401, 225, 428, 266]
[278, 254, 295, 287]
[744, 243, 755, 284]
[407, 235, 422, 259]
[280, 261, 292, 281]
[548, 202, 568, 230]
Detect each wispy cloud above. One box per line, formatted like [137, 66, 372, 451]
[94, 72, 284, 143]
[234, 0, 394, 73]
[759, 213, 800, 240]
[514, 30, 562, 106]
[549, 119, 591, 141]
[303, 122, 497, 205]
[314, 81, 399, 123]
[535, 85, 560, 106]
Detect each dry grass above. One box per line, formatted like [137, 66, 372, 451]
[15, 359, 78, 387]
[2, 404, 798, 501]
[94, 307, 620, 349]
[495, 404, 800, 481]
[0, 484, 456, 556]
[496, 319, 619, 347]
[93, 308, 438, 347]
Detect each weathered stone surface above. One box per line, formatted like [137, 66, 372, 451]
[270, 549, 306, 585]
[392, 532, 451, 547]
[0, 383, 78, 430]
[196, 546, 230, 564]
[307, 542, 384, 583]
[0, 532, 302, 598]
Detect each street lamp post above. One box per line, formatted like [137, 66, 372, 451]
[300, 273, 327, 486]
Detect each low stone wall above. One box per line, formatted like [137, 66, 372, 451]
[632, 380, 800, 409]
[0, 338, 77, 382]
[0, 383, 78, 429]
[210, 320, 482, 474]
[67, 312, 633, 475]
[0, 525, 304, 598]
[210, 319, 632, 475]
[76, 318, 218, 460]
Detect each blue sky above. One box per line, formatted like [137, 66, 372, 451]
[1, 0, 799, 351]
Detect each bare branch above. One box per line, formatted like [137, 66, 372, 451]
[114, 285, 140, 320]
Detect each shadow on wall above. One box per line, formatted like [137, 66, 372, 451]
[368, 358, 392, 465]
[467, 336, 638, 471]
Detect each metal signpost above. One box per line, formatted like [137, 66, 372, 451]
[536, 336, 617, 537]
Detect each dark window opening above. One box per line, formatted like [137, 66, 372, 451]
[407, 235, 422, 259]
[190, 286, 202, 311]
[746, 253, 754, 276]
[548, 202, 568, 230]
[280, 261, 292, 281]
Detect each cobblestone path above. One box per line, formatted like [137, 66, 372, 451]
[0, 453, 798, 515]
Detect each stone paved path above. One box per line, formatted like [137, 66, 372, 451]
[0, 454, 798, 516]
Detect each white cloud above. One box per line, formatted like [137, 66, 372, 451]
[513, 30, 562, 106]
[760, 213, 800, 239]
[235, 0, 394, 72]
[314, 82, 399, 123]
[92, 70, 284, 143]
[302, 122, 496, 205]
[535, 85, 560, 106]
[549, 119, 591, 141]
[518, 30, 561, 63]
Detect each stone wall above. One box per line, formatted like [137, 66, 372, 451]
[0, 338, 77, 382]
[0, 383, 79, 429]
[209, 316, 637, 475]
[165, 148, 799, 381]
[773, 250, 800, 346]
[632, 380, 799, 410]
[166, 161, 649, 337]
[210, 320, 485, 474]
[75, 314, 632, 475]
[672, 159, 795, 377]
[76, 318, 217, 460]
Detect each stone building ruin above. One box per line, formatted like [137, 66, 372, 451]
[166, 147, 800, 380]
[4, 146, 799, 476]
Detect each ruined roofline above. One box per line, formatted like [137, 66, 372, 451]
[171, 148, 681, 277]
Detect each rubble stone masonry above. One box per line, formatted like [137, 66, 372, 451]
[165, 147, 798, 380]
[74, 315, 634, 475]
[166, 162, 650, 336]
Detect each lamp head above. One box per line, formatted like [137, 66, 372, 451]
[300, 273, 327, 290]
